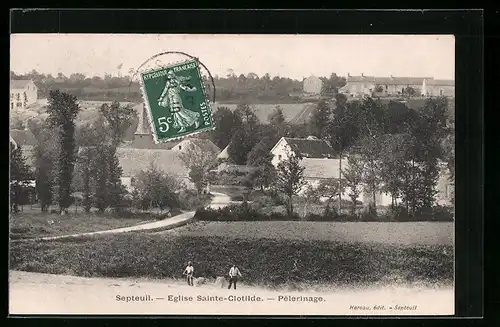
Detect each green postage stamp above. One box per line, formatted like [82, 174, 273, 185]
[139, 59, 214, 143]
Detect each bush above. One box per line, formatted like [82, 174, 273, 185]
[361, 203, 378, 222]
[178, 189, 212, 211]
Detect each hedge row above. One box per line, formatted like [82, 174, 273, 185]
[194, 203, 454, 222]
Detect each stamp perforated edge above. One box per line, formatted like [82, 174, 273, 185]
[138, 57, 216, 144]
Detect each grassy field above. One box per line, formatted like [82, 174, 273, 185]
[10, 232, 453, 290]
[9, 210, 163, 239]
[162, 221, 453, 246]
[213, 102, 311, 123]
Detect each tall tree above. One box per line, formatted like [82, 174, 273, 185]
[235, 103, 260, 134]
[341, 154, 364, 215]
[325, 94, 362, 211]
[99, 102, 136, 148]
[179, 143, 218, 194]
[274, 151, 306, 217]
[247, 137, 277, 192]
[10, 144, 32, 212]
[309, 100, 332, 139]
[46, 90, 81, 213]
[227, 128, 259, 165]
[33, 126, 59, 212]
[359, 135, 383, 209]
[210, 106, 243, 150]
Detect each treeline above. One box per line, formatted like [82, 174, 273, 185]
[209, 94, 455, 219]
[11, 70, 346, 104]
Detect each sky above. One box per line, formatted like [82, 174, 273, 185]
[10, 34, 455, 80]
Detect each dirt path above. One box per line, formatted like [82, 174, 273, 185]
[12, 191, 234, 242]
[9, 271, 453, 315]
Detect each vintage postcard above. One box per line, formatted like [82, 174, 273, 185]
[9, 34, 455, 316]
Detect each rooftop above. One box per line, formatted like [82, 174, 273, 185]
[177, 137, 221, 154]
[116, 147, 188, 178]
[10, 128, 37, 147]
[282, 137, 337, 159]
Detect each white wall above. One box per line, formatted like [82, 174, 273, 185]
[270, 139, 291, 167]
[303, 77, 322, 95]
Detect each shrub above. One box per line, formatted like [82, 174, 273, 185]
[178, 189, 212, 211]
[361, 203, 378, 221]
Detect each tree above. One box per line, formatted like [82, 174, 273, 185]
[210, 107, 243, 150]
[179, 143, 218, 194]
[234, 103, 259, 133]
[274, 151, 306, 216]
[46, 90, 81, 213]
[134, 163, 182, 211]
[10, 144, 32, 212]
[33, 126, 59, 212]
[379, 134, 411, 208]
[309, 100, 332, 138]
[325, 94, 360, 211]
[268, 105, 286, 126]
[320, 73, 347, 96]
[403, 86, 417, 97]
[341, 154, 364, 215]
[359, 136, 383, 209]
[247, 138, 277, 192]
[99, 102, 136, 148]
[227, 128, 259, 165]
[317, 178, 344, 208]
[302, 184, 321, 217]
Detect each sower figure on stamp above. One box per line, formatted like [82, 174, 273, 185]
[157, 70, 201, 133]
[228, 264, 242, 290]
[183, 261, 194, 286]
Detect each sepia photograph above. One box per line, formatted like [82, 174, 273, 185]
[9, 33, 455, 316]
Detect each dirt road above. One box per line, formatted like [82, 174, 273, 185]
[9, 271, 453, 316]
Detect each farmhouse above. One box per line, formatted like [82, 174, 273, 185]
[270, 136, 337, 167]
[303, 76, 323, 95]
[269, 137, 453, 207]
[116, 147, 191, 192]
[217, 143, 231, 161]
[339, 74, 455, 98]
[10, 79, 38, 109]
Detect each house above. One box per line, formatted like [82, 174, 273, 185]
[270, 136, 337, 167]
[172, 137, 220, 155]
[339, 74, 455, 98]
[303, 76, 323, 95]
[10, 126, 38, 167]
[217, 143, 231, 161]
[269, 137, 453, 207]
[10, 80, 38, 110]
[116, 147, 192, 192]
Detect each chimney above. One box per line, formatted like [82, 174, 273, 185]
[347, 73, 350, 77]
[361, 73, 364, 77]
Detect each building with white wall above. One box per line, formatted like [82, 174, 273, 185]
[10, 80, 38, 110]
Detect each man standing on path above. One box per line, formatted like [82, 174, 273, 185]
[228, 264, 242, 289]
[183, 261, 194, 286]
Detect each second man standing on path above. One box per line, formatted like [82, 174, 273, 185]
[228, 264, 242, 289]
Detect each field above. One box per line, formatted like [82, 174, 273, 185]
[9, 210, 163, 240]
[213, 102, 314, 123]
[160, 221, 453, 246]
